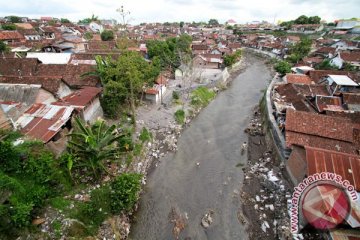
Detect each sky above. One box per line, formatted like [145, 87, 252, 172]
[0, 0, 358, 24]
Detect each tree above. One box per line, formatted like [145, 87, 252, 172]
[7, 16, 21, 23]
[60, 18, 71, 23]
[67, 117, 126, 179]
[116, 5, 131, 35]
[84, 32, 93, 40]
[294, 15, 309, 24]
[101, 30, 114, 41]
[208, 19, 219, 26]
[0, 41, 9, 53]
[315, 59, 338, 70]
[2, 24, 16, 30]
[88, 52, 159, 121]
[308, 16, 321, 24]
[180, 21, 184, 28]
[274, 60, 291, 75]
[288, 37, 312, 63]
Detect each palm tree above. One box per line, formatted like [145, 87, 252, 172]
[67, 117, 124, 180]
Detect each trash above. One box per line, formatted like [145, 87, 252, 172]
[201, 210, 214, 228]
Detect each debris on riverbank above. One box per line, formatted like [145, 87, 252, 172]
[201, 210, 214, 228]
[241, 106, 293, 240]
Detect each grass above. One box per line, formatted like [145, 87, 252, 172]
[49, 197, 71, 211]
[174, 109, 186, 125]
[190, 87, 216, 110]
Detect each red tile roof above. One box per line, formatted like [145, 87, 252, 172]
[305, 147, 360, 191]
[286, 109, 356, 143]
[341, 52, 360, 62]
[192, 44, 208, 50]
[286, 74, 313, 85]
[315, 95, 343, 112]
[307, 70, 357, 84]
[343, 93, 360, 105]
[0, 31, 25, 40]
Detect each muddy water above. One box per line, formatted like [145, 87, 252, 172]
[130, 53, 271, 240]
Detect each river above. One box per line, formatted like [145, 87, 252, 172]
[130, 53, 271, 240]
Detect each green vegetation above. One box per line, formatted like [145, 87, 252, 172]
[315, 59, 338, 70]
[100, 30, 114, 41]
[287, 37, 312, 64]
[67, 117, 126, 180]
[60, 18, 71, 23]
[110, 173, 142, 212]
[174, 109, 186, 124]
[190, 87, 216, 109]
[139, 127, 152, 143]
[274, 60, 291, 75]
[223, 50, 242, 67]
[208, 19, 219, 26]
[7, 16, 21, 23]
[280, 15, 321, 29]
[1, 24, 16, 30]
[0, 139, 71, 238]
[84, 32, 93, 40]
[89, 52, 160, 120]
[78, 14, 98, 24]
[147, 34, 192, 70]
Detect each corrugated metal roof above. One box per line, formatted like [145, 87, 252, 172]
[328, 75, 358, 87]
[306, 147, 360, 192]
[15, 103, 74, 143]
[52, 87, 101, 108]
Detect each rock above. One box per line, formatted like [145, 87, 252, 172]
[201, 211, 214, 228]
[32, 218, 46, 225]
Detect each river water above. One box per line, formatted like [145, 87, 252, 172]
[130, 53, 271, 240]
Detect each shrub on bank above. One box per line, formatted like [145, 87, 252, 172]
[174, 109, 186, 124]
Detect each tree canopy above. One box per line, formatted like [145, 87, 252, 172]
[1, 24, 16, 30]
[208, 19, 219, 26]
[146, 34, 192, 70]
[280, 15, 321, 29]
[287, 37, 312, 64]
[0, 41, 9, 53]
[60, 18, 71, 23]
[101, 30, 114, 41]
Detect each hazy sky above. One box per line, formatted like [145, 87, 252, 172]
[0, 0, 358, 24]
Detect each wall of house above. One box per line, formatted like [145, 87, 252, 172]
[330, 56, 343, 69]
[57, 82, 72, 98]
[82, 98, 104, 124]
[35, 89, 56, 104]
[145, 93, 158, 103]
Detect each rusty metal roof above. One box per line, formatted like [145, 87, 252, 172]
[306, 147, 360, 192]
[15, 103, 73, 143]
[52, 87, 101, 108]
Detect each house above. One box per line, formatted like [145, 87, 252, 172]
[193, 54, 222, 69]
[284, 74, 313, 85]
[144, 84, 166, 104]
[226, 19, 237, 27]
[17, 29, 41, 41]
[89, 21, 104, 33]
[331, 52, 360, 69]
[0, 31, 26, 44]
[331, 40, 358, 51]
[288, 24, 323, 34]
[324, 75, 359, 95]
[26, 52, 72, 64]
[52, 87, 103, 124]
[312, 47, 336, 58]
[0, 76, 72, 99]
[86, 40, 117, 51]
[192, 44, 209, 55]
[334, 19, 360, 32]
[0, 107, 11, 131]
[285, 108, 360, 155]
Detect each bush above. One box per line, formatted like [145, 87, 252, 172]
[274, 60, 291, 75]
[84, 32, 93, 40]
[110, 173, 142, 213]
[174, 109, 185, 125]
[100, 30, 114, 41]
[172, 91, 180, 100]
[190, 87, 216, 109]
[139, 127, 152, 143]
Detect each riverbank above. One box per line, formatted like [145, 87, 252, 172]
[129, 52, 271, 240]
[98, 56, 248, 239]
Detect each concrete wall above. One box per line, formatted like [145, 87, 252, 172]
[83, 98, 104, 124]
[35, 89, 56, 104]
[58, 82, 72, 98]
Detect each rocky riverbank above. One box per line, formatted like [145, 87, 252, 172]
[97, 57, 248, 240]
